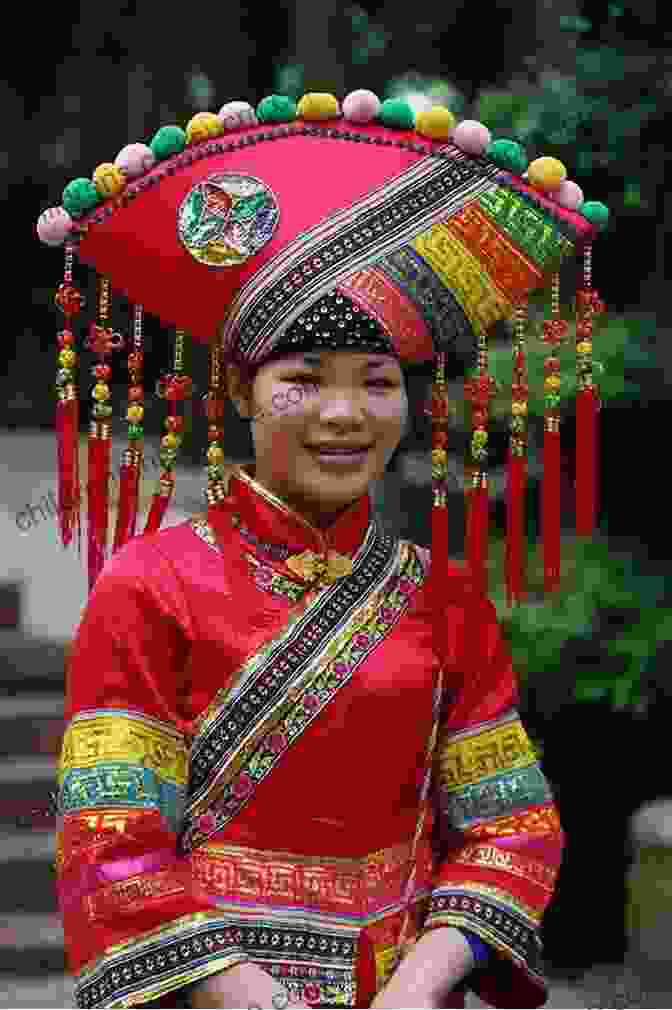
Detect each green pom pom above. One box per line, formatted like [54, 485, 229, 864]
[256, 95, 297, 124]
[379, 99, 415, 130]
[485, 139, 528, 175]
[580, 200, 609, 230]
[62, 178, 101, 218]
[150, 125, 187, 161]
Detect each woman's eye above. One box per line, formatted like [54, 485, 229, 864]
[284, 376, 395, 388]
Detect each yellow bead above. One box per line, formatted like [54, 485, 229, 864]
[186, 112, 222, 145]
[545, 375, 562, 391]
[527, 156, 567, 192]
[207, 445, 225, 464]
[296, 93, 340, 121]
[577, 340, 593, 355]
[415, 105, 456, 141]
[92, 382, 110, 401]
[93, 163, 126, 198]
[59, 349, 76, 367]
[512, 401, 528, 416]
[127, 405, 144, 422]
[161, 433, 179, 450]
[431, 448, 447, 465]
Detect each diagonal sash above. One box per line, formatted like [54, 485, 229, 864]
[180, 520, 428, 854]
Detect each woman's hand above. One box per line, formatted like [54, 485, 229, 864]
[369, 927, 474, 1009]
[189, 962, 310, 1009]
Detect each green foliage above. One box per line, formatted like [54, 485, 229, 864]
[488, 533, 671, 714]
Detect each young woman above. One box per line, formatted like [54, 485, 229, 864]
[41, 88, 608, 1008]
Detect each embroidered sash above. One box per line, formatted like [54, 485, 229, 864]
[180, 520, 427, 853]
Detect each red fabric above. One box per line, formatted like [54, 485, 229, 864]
[542, 427, 561, 595]
[505, 450, 527, 607]
[575, 386, 599, 536]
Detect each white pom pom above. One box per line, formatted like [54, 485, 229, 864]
[37, 207, 73, 247]
[218, 101, 259, 131]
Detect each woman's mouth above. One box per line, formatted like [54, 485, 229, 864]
[306, 445, 372, 468]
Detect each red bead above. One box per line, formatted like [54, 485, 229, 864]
[512, 382, 529, 398]
[57, 329, 75, 349]
[165, 416, 184, 432]
[93, 364, 112, 380]
[128, 385, 144, 401]
[128, 352, 144, 370]
[203, 393, 225, 421]
[544, 359, 561, 374]
[472, 409, 488, 427]
[576, 320, 593, 340]
[55, 284, 84, 316]
[208, 426, 222, 442]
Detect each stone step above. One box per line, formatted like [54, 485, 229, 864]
[0, 632, 66, 696]
[0, 833, 58, 916]
[0, 914, 66, 978]
[0, 694, 64, 760]
[0, 973, 74, 1009]
[0, 758, 58, 833]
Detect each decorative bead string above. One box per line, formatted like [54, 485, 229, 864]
[429, 351, 450, 507]
[152, 329, 193, 508]
[90, 278, 114, 433]
[122, 307, 145, 508]
[55, 245, 82, 405]
[576, 245, 597, 392]
[506, 299, 530, 607]
[204, 343, 228, 506]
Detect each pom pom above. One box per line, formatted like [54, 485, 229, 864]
[217, 101, 259, 130]
[296, 92, 340, 121]
[115, 143, 155, 179]
[150, 125, 187, 161]
[580, 200, 610, 230]
[452, 120, 491, 156]
[380, 98, 415, 130]
[62, 178, 101, 218]
[527, 156, 567, 192]
[256, 95, 297, 124]
[415, 105, 456, 141]
[342, 89, 381, 124]
[485, 139, 528, 176]
[552, 179, 584, 211]
[93, 162, 126, 198]
[37, 207, 73, 246]
[186, 112, 223, 145]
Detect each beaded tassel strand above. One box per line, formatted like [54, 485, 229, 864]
[144, 329, 193, 533]
[464, 334, 498, 598]
[506, 300, 530, 607]
[428, 352, 451, 617]
[113, 304, 145, 552]
[540, 273, 569, 595]
[54, 242, 83, 554]
[575, 244, 606, 537]
[204, 342, 228, 506]
[86, 277, 124, 591]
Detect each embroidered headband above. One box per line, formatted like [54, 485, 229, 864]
[36, 89, 609, 604]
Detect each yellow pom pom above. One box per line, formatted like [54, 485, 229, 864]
[527, 156, 567, 192]
[93, 382, 110, 402]
[59, 349, 76, 367]
[415, 106, 456, 141]
[576, 340, 593, 355]
[207, 445, 225, 464]
[186, 112, 222, 145]
[162, 433, 180, 450]
[296, 93, 340, 121]
[93, 163, 126, 198]
[545, 375, 562, 391]
[127, 405, 144, 422]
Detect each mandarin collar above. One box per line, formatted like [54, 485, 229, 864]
[208, 463, 373, 560]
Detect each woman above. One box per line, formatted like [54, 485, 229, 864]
[41, 89, 608, 1008]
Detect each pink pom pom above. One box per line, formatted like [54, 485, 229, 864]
[114, 143, 156, 179]
[37, 207, 73, 247]
[552, 179, 584, 211]
[452, 120, 491, 156]
[342, 89, 381, 124]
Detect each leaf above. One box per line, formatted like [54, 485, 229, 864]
[181, 186, 205, 238]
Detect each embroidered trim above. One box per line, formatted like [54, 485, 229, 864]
[449, 843, 557, 894]
[438, 765, 554, 831]
[231, 511, 292, 561]
[465, 803, 561, 839]
[245, 551, 307, 603]
[221, 147, 502, 363]
[86, 868, 186, 923]
[437, 712, 537, 792]
[181, 526, 417, 851]
[60, 764, 185, 832]
[189, 514, 220, 553]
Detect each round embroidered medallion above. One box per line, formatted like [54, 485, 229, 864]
[177, 173, 280, 268]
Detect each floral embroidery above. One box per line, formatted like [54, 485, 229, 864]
[245, 552, 307, 603]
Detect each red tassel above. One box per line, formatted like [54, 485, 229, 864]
[466, 482, 489, 597]
[112, 462, 140, 554]
[542, 427, 561, 595]
[506, 448, 527, 607]
[144, 476, 175, 535]
[576, 387, 599, 536]
[56, 398, 81, 550]
[87, 433, 111, 592]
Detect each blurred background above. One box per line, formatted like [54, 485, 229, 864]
[2, 0, 671, 1006]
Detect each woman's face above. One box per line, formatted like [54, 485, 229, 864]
[226, 350, 408, 528]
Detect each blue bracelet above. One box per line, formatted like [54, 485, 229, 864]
[456, 927, 491, 967]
